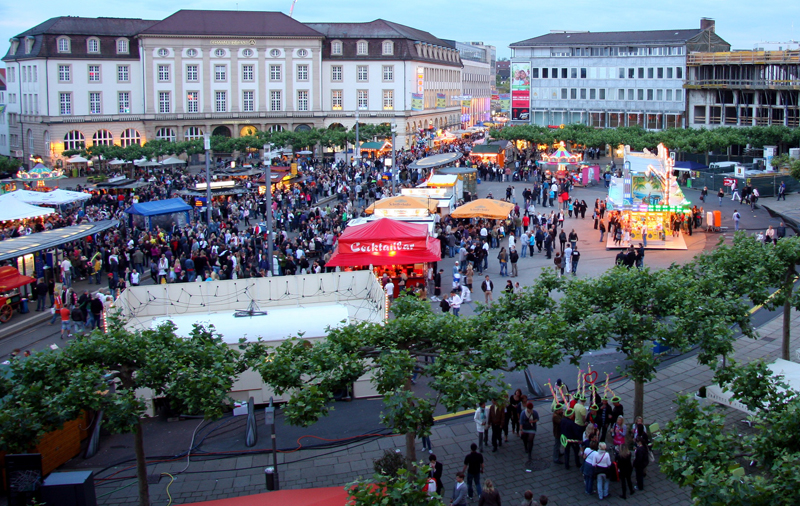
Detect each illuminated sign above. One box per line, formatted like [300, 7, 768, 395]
[195, 181, 236, 190]
[347, 241, 417, 254]
[416, 67, 424, 94]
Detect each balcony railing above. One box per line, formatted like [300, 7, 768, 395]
[684, 79, 800, 89]
[687, 50, 800, 65]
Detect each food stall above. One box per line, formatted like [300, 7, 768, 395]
[326, 218, 441, 298]
[0, 266, 36, 322]
[537, 141, 583, 184]
[436, 166, 478, 198]
[450, 198, 515, 220]
[470, 144, 506, 167]
[359, 141, 392, 159]
[402, 174, 459, 214]
[605, 144, 691, 250]
[364, 195, 438, 218]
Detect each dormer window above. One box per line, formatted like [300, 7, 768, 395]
[25, 36, 35, 54]
[87, 37, 100, 53]
[116, 38, 129, 54]
[331, 40, 342, 55]
[57, 37, 70, 53]
[357, 40, 368, 55]
[382, 40, 393, 56]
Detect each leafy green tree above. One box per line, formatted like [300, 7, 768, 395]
[346, 465, 443, 506]
[243, 291, 562, 469]
[0, 319, 241, 506]
[0, 155, 23, 173]
[658, 360, 800, 505]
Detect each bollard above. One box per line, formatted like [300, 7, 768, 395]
[265, 467, 275, 491]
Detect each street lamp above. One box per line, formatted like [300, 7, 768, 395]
[390, 122, 397, 194]
[204, 132, 211, 226]
[263, 144, 274, 276]
[264, 397, 279, 490]
[354, 110, 360, 165]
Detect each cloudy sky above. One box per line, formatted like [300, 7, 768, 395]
[2, 0, 799, 60]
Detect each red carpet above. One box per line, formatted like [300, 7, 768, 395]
[181, 487, 348, 506]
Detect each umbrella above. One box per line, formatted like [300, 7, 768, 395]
[135, 160, 162, 168]
[161, 156, 187, 165]
[108, 159, 128, 166]
[450, 198, 515, 220]
[297, 150, 313, 155]
[68, 155, 89, 163]
[364, 195, 437, 215]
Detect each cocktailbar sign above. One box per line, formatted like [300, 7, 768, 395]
[341, 240, 424, 254]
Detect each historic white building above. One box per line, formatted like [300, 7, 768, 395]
[3, 12, 465, 166]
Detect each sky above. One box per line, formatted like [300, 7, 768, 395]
[1, 0, 799, 61]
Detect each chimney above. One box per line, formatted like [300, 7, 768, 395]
[700, 18, 715, 33]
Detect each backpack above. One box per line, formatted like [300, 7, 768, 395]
[439, 298, 450, 312]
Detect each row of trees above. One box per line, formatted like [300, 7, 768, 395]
[490, 124, 800, 164]
[61, 123, 393, 165]
[2, 235, 798, 506]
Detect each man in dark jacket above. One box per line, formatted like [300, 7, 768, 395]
[488, 399, 505, 452]
[560, 409, 582, 470]
[89, 295, 104, 330]
[633, 437, 649, 491]
[35, 279, 48, 311]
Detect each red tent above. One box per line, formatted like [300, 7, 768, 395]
[326, 218, 441, 267]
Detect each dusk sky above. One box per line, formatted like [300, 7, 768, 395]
[2, 0, 799, 60]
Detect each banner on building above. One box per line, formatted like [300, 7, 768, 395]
[499, 94, 510, 113]
[511, 62, 531, 121]
[436, 93, 446, 109]
[411, 93, 424, 111]
[461, 99, 472, 108]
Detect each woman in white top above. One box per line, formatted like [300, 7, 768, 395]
[594, 442, 613, 499]
[157, 255, 169, 284]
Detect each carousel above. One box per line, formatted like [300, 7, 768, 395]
[12, 163, 66, 189]
[537, 141, 584, 185]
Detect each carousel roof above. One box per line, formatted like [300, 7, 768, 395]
[539, 142, 582, 165]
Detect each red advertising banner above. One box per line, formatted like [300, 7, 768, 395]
[338, 239, 427, 255]
[723, 177, 736, 187]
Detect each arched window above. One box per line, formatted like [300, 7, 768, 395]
[63, 130, 85, 151]
[44, 131, 50, 153]
[116, 38, 129, 54]
[92, 129, 114, 146]
[156, 127, 176, 142]
[57, 37, 70, 53]
[27, 129, 34, 152]
[268, 125, 284, 133]
[120, 128, 141, 147]
[87, 38, 100, 53]
[382, 41, 393, 55]
[357, 40, 368, 55]
[331, 41, 342, 55]
[184, 126, 204, 141]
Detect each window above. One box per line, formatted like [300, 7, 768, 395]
[63, 130, 84, 150]
[120, 128, 141, 147]
[297, 90, 308, 111]
[242, 48, 253, 57]
[382, 65, 393, 81]
[637, 89, 644, 100]
[269, 48, 281, 57]
[637, 68, 644, 79]
[215, 91, 227, 112]
[675, 89, 683, 101]
[666, 89, 673, 101]
[667, 67, 673, 79]
[57, 37, 70, 53]
[599, 89, 606, 100]
[627, 89, 634, 100]
[618, 68, 625, 79]
[242, 64, 254, 81]
[158, 64, 170, 82]
[580, 68, 587, 78]
[647, 68, 654, 79]
[647, 89, 654, 100]
[657, 68, 664, 79]
[186, 65, 198, 82]
[331, 90, 342, 110]
[656, 89, 663, 100]
[89, 92, 101, 114]
[87, 38, 99, 53]
[184, 126, 203, 140]
[297, 48, 308, 58]
[88, 65, 100, 82]
[357, 65, 368, 82]
[117, 39, 128, 54]
[357, 40, 368, 55]
[382, 41, 393, 55]
[156, 128, 176, 142]
[542, 68, 548, 78]
[331, 65, 342, 81]
[270, 65, 282, 81]
[580, 89, 587, 99]
[215, 65, 227, 81]
[331, 41, 342, 55]
[552, 68, 558, 78]
[531, 68, 539, 79]
[117, 65, 129, 82]
[58, 65, 70, 82]
[118, 92, 130, 113]
[93, 129, 113, 146]
[676, 67, 683, 79]
[561, 88, 567, 99]
[590, 89, 596, 100]
[214, 48, 226, 57]
[186, 91, 198, 113]
[186, 48, 198, 57]
[59, 93, 72, 115]
[159, 91, 170, 113]
[561, 68, 568, 78]
[357, 90, 368, 109]
[618, 89, 625, 100]
[270, 90, 282, 111]
[297, 64, 308, 81]
[383, 90, 393, 110]
[243, 91, 254, 112]
[628, 68, 635, 78]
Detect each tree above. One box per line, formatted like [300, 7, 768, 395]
[346, 465, 443, 506]
[0, 155, 23, 174]
[658, 360, 800, 505]
[243, 288, 563, 470]
[697, 234, 800, 361]
[0, 318, 241, 506]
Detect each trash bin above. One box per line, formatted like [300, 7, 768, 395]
[476, 177, 481, 185]
[20, 298, 29, 314]
[264, 467, 276, 491]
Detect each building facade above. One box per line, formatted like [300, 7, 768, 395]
[443, 40, 492, 127]
[686, 50, 800, 128]
[509, 18, 730, 130]
[0, 68, 8, 156]
[3, 12, 464, 166]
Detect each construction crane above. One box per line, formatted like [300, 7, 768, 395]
[289, 0, 299, 17]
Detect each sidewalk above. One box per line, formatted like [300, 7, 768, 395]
[72, 309, 799, 506]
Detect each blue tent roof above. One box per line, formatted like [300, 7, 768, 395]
[125, 198, 192, 216]
[674, 161, 708, 170]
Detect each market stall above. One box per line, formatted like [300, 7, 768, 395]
[364, 195, 437, 218]
[450, 198, 514, 220]
[124, 197, 192, 231]
[359, 141, 392, 158]
[605, 144, 691, 250]
[0, 266, 36, 323]
[7, 189, 91, 206]
[435, 166, 478, 198]
[326, 218, 441, 298]
[470, 144, 505, 167]
[537, 141, 584, 184]
[0, 193, 55, 221]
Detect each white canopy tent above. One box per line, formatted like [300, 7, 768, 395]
[108, 159, 128, 166]
[68, 155, 90, 163]
[135, 160, 162, 168]
[7, 189, 91, 206]
[0, 194, 55, 221]
[160, 156, 187, 165]
[707, 358, 800, 415]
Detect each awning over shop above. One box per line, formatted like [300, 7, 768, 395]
[0, 266, 36, 292]
[326, 218, 441, 267]
[7, 189, 91, 205]
[359, 141, 391, 151]
[470, 144, 503, 155]
[0, 194, 55, 221]
[0, 220, 119, 262]
[364, 195, 437, 215]
[125, 198, 191, 216]
[450, 198, 514, 219]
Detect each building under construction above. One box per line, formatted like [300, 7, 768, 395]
[686, 50, 800, 128]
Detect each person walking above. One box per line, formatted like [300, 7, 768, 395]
[563, 243, 573, 275]
[448, 289, 462, 317]
[733, 209, 741, 232]
[478, 479, 501, 506]
[777, 181, 786, 201]
[553, 252, 564, 277]
[558, 229, 567, 253]
[552, 403, 564, 463]
[730, 180, 741, 202]
[594, 443, 613, 500]
[488, 399, 505, 452]
[450, 472, 468, 506]
[35, 278, 47, 312]
[571, 246, 581, 276]
[497, 247, 508, 277]
[509, 247, 519, 277]
[474, 401, 489, 451]
[717, 187, 725, 206]
[462, 444, 485, 501]
[481, 275, 494, 304]
[520, 402, 539, 461]
[616, 443, 635, 499]
[633, 437, 649, 492]
[428, 454, 444, 496]
[599, 220, 606, 242]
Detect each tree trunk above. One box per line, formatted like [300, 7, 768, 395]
[633, 379, 644, 422]
[405, 432, 417, 472]
[782, 270, 793, 361]
[134, 420, 151, 506]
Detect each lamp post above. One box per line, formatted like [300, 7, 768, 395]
[354, 110, 360, 166]
[390, 122, 397, 194]
[264, 397, 279, 490]
[263, 144, 274, 276]
[204, 132, 211, 226]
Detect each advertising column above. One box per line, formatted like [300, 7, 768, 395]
[511, 62, 531, 122]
